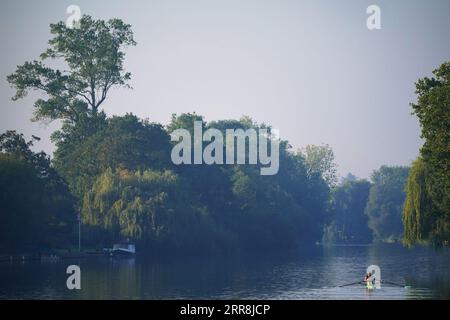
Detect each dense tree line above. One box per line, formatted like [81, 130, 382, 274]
[323, 166, 409, 245]
[0, 114, 334, 253]
[323, 179, 372, 244]
[65, 113, 331, 253]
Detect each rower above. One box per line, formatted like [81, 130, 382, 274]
[363, 272, 375, 290]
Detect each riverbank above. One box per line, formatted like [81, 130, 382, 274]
[0, 250, 107, 263]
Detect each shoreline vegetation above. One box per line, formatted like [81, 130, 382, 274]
[1, 15, 448, 256]
[0, 242, 424, 264]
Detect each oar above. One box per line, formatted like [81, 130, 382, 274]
[338, 281, 363, 288]
[382, 280, 409, 288]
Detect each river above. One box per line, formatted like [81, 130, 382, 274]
[0, 244, 449, 299]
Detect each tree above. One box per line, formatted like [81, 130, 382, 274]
[165, 113, 330, 250]
[54, 114, 172, 199]
[0, 131, 75, 252]
[167, 112, 205, 134]
[81, 168, 230, 253]
[341, 172, 357, 184]
[365, 166, 409, 242]
[324, 179, 372, 244]
[7, 15, 138, 202]
[404, 62, 450, 247]
[411, 62, 450, 212]
[7, 15, 136, 124]
[299, 144, 338, 188]
[402, 158, 439, 246]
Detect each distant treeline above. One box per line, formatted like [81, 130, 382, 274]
[324, 167, 410, 244]
[0, 15, 448, 253]
[0, 114, 411, 253]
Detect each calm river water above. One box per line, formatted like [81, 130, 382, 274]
[0, 244, 449, 299]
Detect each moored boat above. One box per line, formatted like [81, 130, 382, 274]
[110, 243, 136, 256]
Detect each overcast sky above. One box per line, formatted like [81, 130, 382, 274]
[1, 0, 449, 179]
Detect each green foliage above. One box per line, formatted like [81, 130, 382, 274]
[365, 166, 409, 242]
[0, 131, 75, 252]
[6, 14, 139, 202]
[403, 158, 449, 247]
[76, 113, 332, 253]
[7, 15, 136, 123]
[167, 112, 205, 134]
[324, 179, 372, 244]
[83, 169, 187, 246]
[54, 114, 171, 199]
[412, 62, 450, 212]
[299, 144, 338, 188]
[405, 62, 450, 247]
[403, 158, 433, 246]
[165, 114, 330, 250]
[82, 167, 239, 253]
[229, 166, 298, 249]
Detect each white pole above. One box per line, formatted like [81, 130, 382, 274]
[78, 213, 81, 252]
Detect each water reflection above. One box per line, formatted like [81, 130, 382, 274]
[0, 244, 448, 299]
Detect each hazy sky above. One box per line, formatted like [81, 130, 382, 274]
[1, 0, 449, 179]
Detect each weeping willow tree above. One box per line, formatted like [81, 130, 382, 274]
[403, 158, 430, 246]
[80, 167, 234, 252]
[82, 168, 195, 248]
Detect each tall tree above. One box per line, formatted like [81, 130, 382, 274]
[411, 62, 450, 213]
[7, 15, 137, 201]
[404, 62, 450, 247]
[7, 15, 136, 124]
